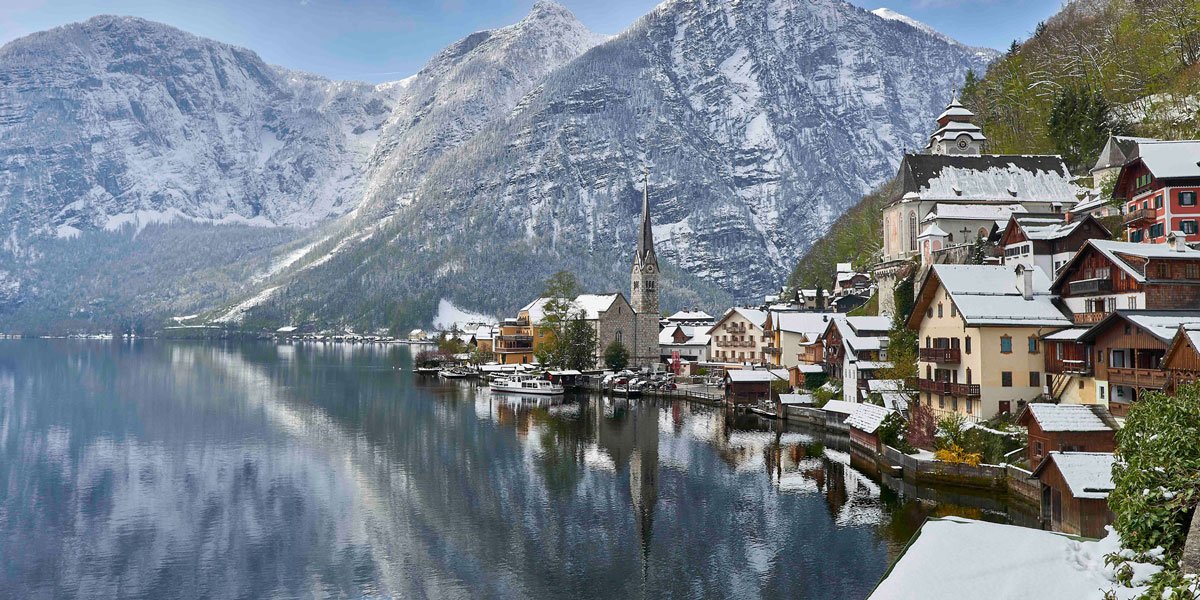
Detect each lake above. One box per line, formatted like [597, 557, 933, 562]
[0, 341, 1028, 599]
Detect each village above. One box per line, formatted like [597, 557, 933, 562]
[395, 97, 1200, 596]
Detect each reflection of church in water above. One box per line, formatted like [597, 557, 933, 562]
[592, 399, 660, 560]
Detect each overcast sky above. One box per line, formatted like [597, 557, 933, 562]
[0, 0, 1064, 83]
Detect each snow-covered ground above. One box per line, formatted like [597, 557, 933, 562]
[431, 299, 496, 330]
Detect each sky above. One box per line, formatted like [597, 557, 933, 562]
[0, 0, 1065, 83]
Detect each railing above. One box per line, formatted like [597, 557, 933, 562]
[1124, 207, 1157, 225]
[949, 383, 981, 397]
[496, 335, 533, 342]
[1068, 278, 1113, 295]
[1073, 311, 1107, 325]
[1108, 367, 1168, 389]
[919, 347, 961, 364]
[763, 346, 781, 355]
[1061, 359, 1093, 376]
[917, 378, 950, 393]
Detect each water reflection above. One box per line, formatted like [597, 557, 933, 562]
[0, 341, 1026, 600]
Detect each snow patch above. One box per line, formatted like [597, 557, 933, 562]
[214, 286, 279, 324]
[431, 298, 496, 330]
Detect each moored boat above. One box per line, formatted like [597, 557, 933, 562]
[489, 374, 564, 395]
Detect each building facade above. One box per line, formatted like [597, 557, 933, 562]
[1113, 140, 1200, 244]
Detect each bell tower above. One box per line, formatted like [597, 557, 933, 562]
[925, 93, 986, 156]
[631, 169, 659, 315]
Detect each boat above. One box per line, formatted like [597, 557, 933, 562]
[610, 382, 643, 398]
[750, 405, 779, 419]
[489, 374, 564, 395]
[439, 369, 471, 379]
[414, 366, 442, 375]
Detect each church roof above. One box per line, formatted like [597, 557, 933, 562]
[1091, 135, 1157, 173]
[895, 154, 1078, 205]
[635, 174, 657, 267]
[936, 97, 975, 122]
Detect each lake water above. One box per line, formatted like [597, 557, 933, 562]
[0, 341, 1029, 599]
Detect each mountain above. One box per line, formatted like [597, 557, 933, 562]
[871, 8, 1000, 62]
[244, 0, 994, 330]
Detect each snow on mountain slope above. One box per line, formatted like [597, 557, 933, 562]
[0, 15, 394, 243]
[249, 0, 995, 328]
[872, 8, 1001, 61]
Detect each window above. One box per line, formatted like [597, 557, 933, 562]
[1188, 264, 1200, 279]
[965, 336, 972, 354]
[1151, 223, 1165, 238]
[1028, 336, 1038, 354]
[937, 303, 943, 318]
[938, 395, 945, 409]
[1131, 229, 1144, 243]
[951, 304, 958, 318]
[1035, 440, 1044, 457]
[951, 397, 958, 411]
[616, 331, 623, 344]
[927, 307, 933, 318]
[909, 211, 918, 252]
[1030, 371, 1041, 387]
[925, 336, 931, 348]
[1155, 195, 1164, 209]
[966, 368, 972, 384]
[1128, 296, 1138, 309]
[1183, 220, 1198, 235]
[1001, 371, 1013, 387]
[1182, 191, 1197, 207]
[1000, 336, 1013, 354]
[1100, 386, 1106, 400]
[966, 399, 973, 414]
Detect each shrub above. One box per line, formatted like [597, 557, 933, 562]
[878, 412, 915, 454]
[935, 444, 982, 467]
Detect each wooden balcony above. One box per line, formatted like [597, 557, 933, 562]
[1108, 367, 1168, 390]
[1068, 278, 1113, 295]
[1124, 207, 1157, 225]
[917, 378, 950, 394]
[1061, 360, 1093, 376]
[1073, 311, 1107, 326]
[763, 346, 781, 355]
[948, 383, 981, 397]
[919, 347, 961, 364]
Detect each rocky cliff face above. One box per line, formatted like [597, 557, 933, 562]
[0, 1, 995, 331]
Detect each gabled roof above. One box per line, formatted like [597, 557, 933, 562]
[1130, 140, 1200, 180]
[845, 403, 893, 434]
[774, 312, 840, 336]
[778, 393, 815, 406]
[1052, 239, 1200, 291]
[1091, 135, 1156, 173]
[867, 379, 905, 392]
[1165, 324, 1200, 369]
[1078, 310, 1200, 344]
[521, 293, 625, 323]
[925, 203, 1027, 222]
[895, 153, 1079, 205]
[919, 223, 949, 238]
[845, 315, 892, 334]
[1032, 452, 1116, 499]
[1018, 403, 1117, 433]
[666, 309, 714, 322]
[821, 400, 858, 415]
[909, 264, 1070, 329]
[725, 369, 788, 383]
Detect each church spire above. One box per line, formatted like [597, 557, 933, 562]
[637, 167, 656, 267]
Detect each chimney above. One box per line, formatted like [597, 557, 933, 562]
[1168, 231, 1184, 252]
[1016, 265, 1033, 300]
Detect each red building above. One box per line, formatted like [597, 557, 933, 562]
[1017, 403, 1118, 468]
[1114, 140, 1200, 244]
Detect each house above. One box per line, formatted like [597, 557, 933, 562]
[997, 214, 1111, 280]
[723, 368, 788, 405]
[1112, 139, 1200, 244]
[473, 324, 496, 354]
[1050, 236, 1200, 327]
[408, 329, 428, 341]
[498, 293, 645, 366]
[832, 263, 871, 299]
[764, 312, 840, 368]
[908, 263, 1072, 421]
[787, 364, 826, 389]
[1077, 310, 1200, 417]
[1040, 327, 1099, 406]
[879, 97, 1079, 266]
[845, 403, 894, 453]
[1031, 452, 1117, 538]
[870, 516, 1129, 599]
[708, 308, 770, 364]
[817, 315, 891, 403]
[1017, 403, 1118, 468]
[1164, 324, 1200, 389]
[658, 323, 711, 365]
[663, 309, 715, 326]
[1091, 134, 1157, 187]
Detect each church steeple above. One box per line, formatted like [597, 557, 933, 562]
[925, 91, 985, 155]
[631, 169, 659, 315]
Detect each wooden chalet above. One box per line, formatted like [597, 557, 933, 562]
[724, 369, 788, 405]
[1077, 310, 1200, 416]
[1164, 324, 1200, 390]
[1031, 452, 1116, 538]
[998, 214, 1110, 280]
[1017, 403, 1118, 468]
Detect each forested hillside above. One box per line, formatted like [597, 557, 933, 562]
[789, 0, 1200, 289]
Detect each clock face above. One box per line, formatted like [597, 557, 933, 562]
[645, 265, 656, 274]
[957, 138, 969, 149]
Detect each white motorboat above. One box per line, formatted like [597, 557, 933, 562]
[439, 369, 470, 379]
[489, 374, 564, 395]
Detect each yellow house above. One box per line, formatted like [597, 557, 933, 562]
[764, 312, 840, 368]
[494, 300, 557, 365]
[907, 264, 1072, 421]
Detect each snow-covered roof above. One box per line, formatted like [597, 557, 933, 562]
[869, 517, 1139, 599]
[1043, 327, 1088, 341]
[659, 324, 711, 346]
[879, 391, 912, 412]
[856, 360, 892, 370]
[276, 326, 298, 333]
[867, 379, 905, 392]
[1007, 216, 1088, 242]
[666, 309, 714, 322]
[1035, 452, 1117, 499]
[918, 223, 948, 238]
[725, 369, 788, 383]
[474, 325, 495, 340]
[926, 203, 1028, 222]
[929, 264, 1070, 327]
[1122, 311, 1200, 343]
[1134, 140, 1200, 179]
[720, 307, 769, 328]
[821, 400, 858, 415]
[1023, 404, 1116, 433]
[846, 316, 892, 333]
[522, 294, 623, 323]
[835, 262, 853, 273]
[845, 403, 893, 434]
[1091, 135, 1156, 173]
[548, 370, 583, 376]
[778, 393, 815, 406]
[898, 154, 1079, 204]
[791, 364, 825, 374]
[1055, 239, 1200, 287]
[774, 312, 839, 336]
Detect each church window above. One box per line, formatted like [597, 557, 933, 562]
[616, 331, 623, 344]
[633, 282, 639, 290]
[647, 281, 655, 291]
[908, 212, 918, 252]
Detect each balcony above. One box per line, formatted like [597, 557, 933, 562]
[949, 383, 981, 397]
[919, 347, 961, 364]
[1060, 359, 1093, 376]
[1108, 367, 1168, 389]
[763, 346, 781, 355]
[1072, 311, 1107, 326]
[1068, 278, 1113, 295]
[1124, 207, 1157, 225]
[917, 378, 950, 394]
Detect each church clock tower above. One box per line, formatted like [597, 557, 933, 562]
[631, 171, 660, 315]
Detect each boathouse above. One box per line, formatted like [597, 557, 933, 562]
[1030, 451, 1116, 538]
[1017, 403, 1118, 468]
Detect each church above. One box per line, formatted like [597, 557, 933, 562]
[628, 174, 664, 367]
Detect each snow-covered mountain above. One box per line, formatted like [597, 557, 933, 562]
[0, 0, 996, 331]
[0, 15, 393, 241]
[871, 8, 1001, 62]
[249, 0, 995, 328]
